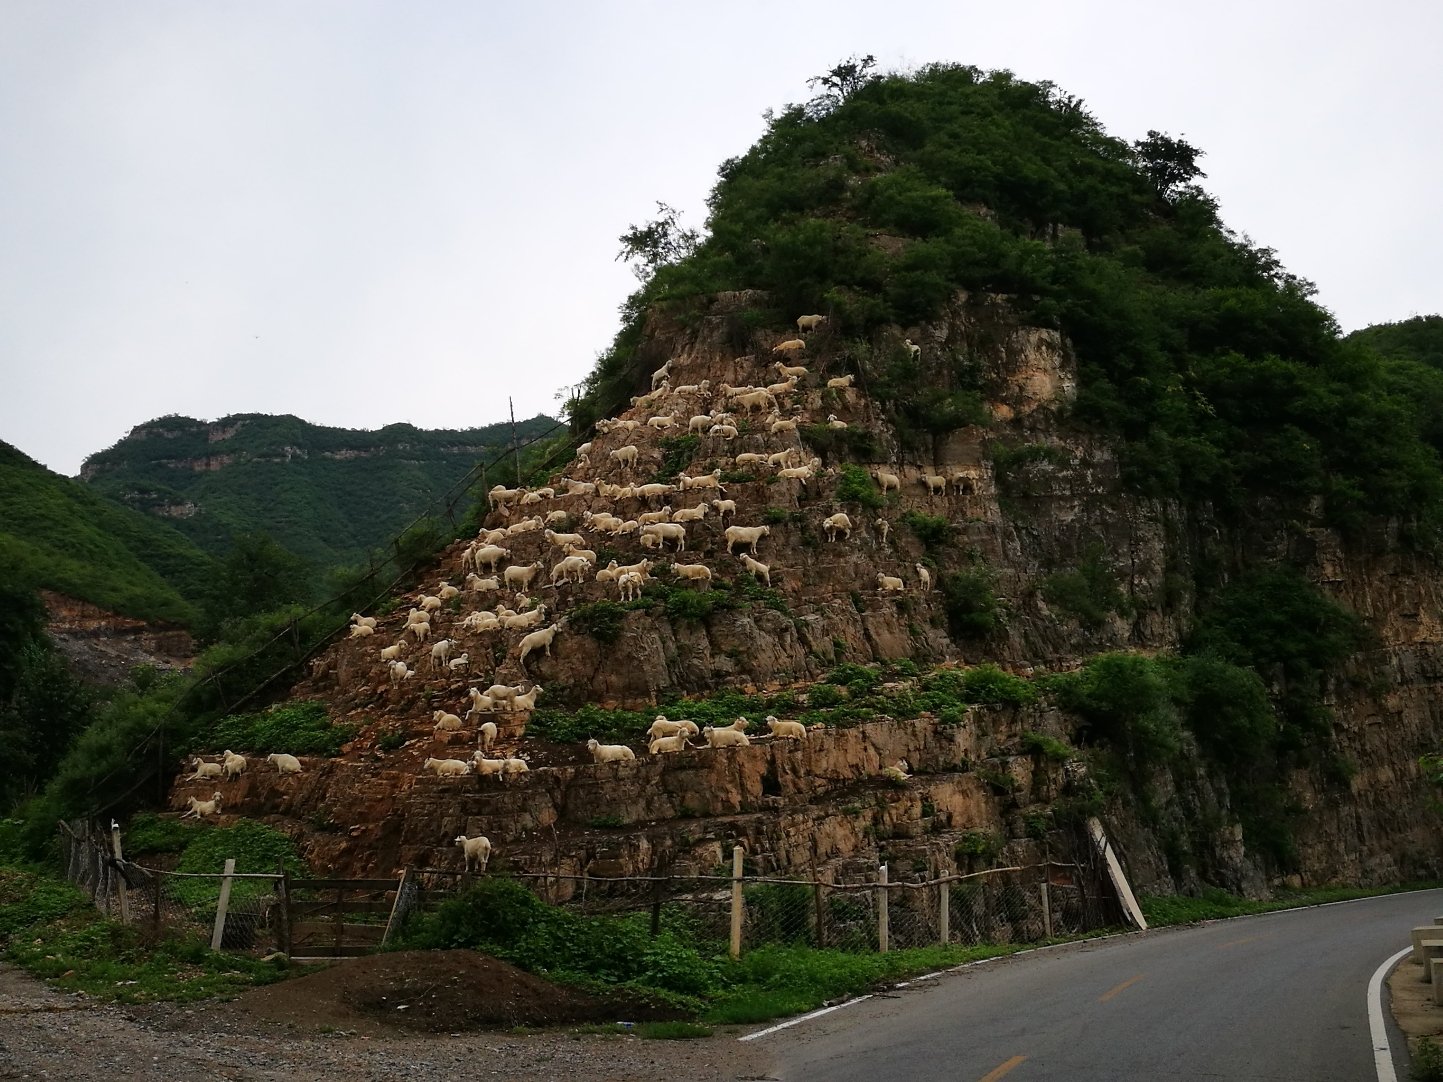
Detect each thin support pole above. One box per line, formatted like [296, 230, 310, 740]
[878, 863, 890, 953]
[110, 820, 130, 925]
[211, 858, 236, 951]
[729, 846, 745, 960]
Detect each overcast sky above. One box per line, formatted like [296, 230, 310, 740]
[2, 1, 1438, 476]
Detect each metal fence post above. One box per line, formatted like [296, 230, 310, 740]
[729, 846, 744, 960]
[211, 858, 236, 951]
[878, 863, 889, 953]
[939, 876, 950, 946]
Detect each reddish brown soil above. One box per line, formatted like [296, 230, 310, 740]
[234, 950, 681, 1033]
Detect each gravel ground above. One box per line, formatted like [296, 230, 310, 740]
[0, 965, 775, 1081]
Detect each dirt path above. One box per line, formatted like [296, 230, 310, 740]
[0, 964, 772, 1082]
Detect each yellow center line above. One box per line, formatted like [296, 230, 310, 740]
[1098, 974, 1144, 1003]
[978, 1055, 1027, 1081]
[1217, 933, 1270, 950]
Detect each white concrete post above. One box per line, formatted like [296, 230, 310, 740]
[1040, 880, 1053, 938]
[938, 876, 950, 945]
[211, 858, 237, 951]
[878, 863, 890, 953]
[729, 846, 744, 960]
[110, 820, 130, 925]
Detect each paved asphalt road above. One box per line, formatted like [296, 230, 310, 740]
[758, 889, 1443, 1081]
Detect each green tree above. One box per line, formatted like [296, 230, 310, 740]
[1132, 130, 1206, 200]
[616, 202, 699, 283]
[199, 532, 311, 641]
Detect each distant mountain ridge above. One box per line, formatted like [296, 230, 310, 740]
[81, 411, 562, 571]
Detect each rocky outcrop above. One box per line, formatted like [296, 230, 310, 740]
[42, 591, 193, 686]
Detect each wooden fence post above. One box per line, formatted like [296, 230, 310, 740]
[1040, 879, 1053, 939]
[939, 875, 950, 946]
[211, 858, 236, 951]
[729, 846, 744, 960]
[878, 863, 890, 953]
[110, 820, 130, 925]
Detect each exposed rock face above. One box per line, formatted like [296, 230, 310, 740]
[42, 590, 193, 685]
[177, 292, 1443, 896]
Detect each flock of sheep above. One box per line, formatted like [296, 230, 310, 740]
[184, 313, 980, 871]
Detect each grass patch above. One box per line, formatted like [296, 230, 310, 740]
[209, 700, 355, 757]
[1140, 882, 1441, 926]
[637, 1020, 713, 1039]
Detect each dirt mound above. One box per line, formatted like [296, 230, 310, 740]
[235, 950, 676, 1033]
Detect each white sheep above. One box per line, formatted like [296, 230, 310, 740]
[649, 731, 692, 755]
[877, 572, 905, 592]
[474, 545, 510, 573]
[672, 380, 710, 395]
[708, 423, 739, 441]
[873, 468, 901, 495]
[883, 759, 912, 783]
[182, 791, 223, 819]
[796, 314, 827, 333]
[671, 502, 709, 524]
[638, 507, 671, 527]
[501, 756, 530, 777]
[466, 688, 494, 720]
[651, 357, 673, 390]
[433, 709, 464, 732]
[826, 373, 855, 389]
[424, 756, 472, 777]
[379, 641, 407, 663]
[466, 573, 501, 594]
[504, 561, 545, 591]
[688, 414, 712, 434]
[508, 684, 544, 712]
[518, 621, 565, 670]
[635, 482, 676, 504]
[487, 484, 523, 510]
[587, 738, 636, 764]
[679, 469, 724, 492]
[647, 716, 700, 739]
[472, 753, 507, 778]
[222, 750, 247, 780]
[618, 570, 645, 601]
[351, 613, 379, 629]
[647, 413, 678, 431]
[738, 552, 771, 587]
[874, 517, 891, 545]
[609, 445, 640, 468]
[419, 594, 443, 613]
[777, 464, 814, 485]
[823, 513, 853, 542]
[407, 621, 431, 644]
[767, 449, 798, 468]
[477, 720, 498, 750]
[455, 834, 492, 873]
[641, 521, 687, 551]
[733, 389, 777, 415]
[766, 376, 800, 397]
[462, 611, 501, 633]
[505, 515, 544, 536]
[348, 623, 375, 640]
[704, 725, 751, 748]
[520, 487, 556, 506]
[672, 562, 713, 583]
[389, 659, 413, 685]
[904, 338, 921, 359]
[545, 529, 586, 550]
[503, 605, 548, 632]
[765, 716, 807, 740]
[915, 563, 932, 593]
[550, 555, 591, 586]
[774, 360, 809, 381]
[769, 415, 799, 435]
[920, 473, 947, 496]
[827, 414, 848, 430]
[429, 638, 455, 670]
[712, 498, 737, 520]
[189, 757, 223, 781]
[438, 583, 461, 601]
[725, 524, 770, 555]
[772, 338, 806, 354]
[267, 753, 303, 775]
[734, 452, 767, 469]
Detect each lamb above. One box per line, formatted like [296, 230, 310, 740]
[449, 653, 470, 672]
[406, 607, 431, 626]
[725, 524, 770, 555]
[406, 621, 431, 644]
[472, 753, 507, 778]
[708, 423, 739, 441]
[504, 561, 545, 591]
[874, 517, 891, 545]
[455, 834, 493, 873]
[823, 512, 853, 541]
[872, 468, 901, 495]
[466, 573, 501, 594]
[688, 413, 712, 434]
[508, 685, 544, 712]
[647, 413, 678, 430]
[772, 338, 806, 354]
[389, 659, 413, 685]
[649, 731, 692, 755]
[267, 753, 303, 775]
[350, 613, 378, 629]
[477, 720, 498, 751]
[641, 522, 687, 551]
[587, 738, 636, 764]
[711, 498, 737, 520]
[877, 572, 906, 592]
[826, 373, 855, 389]
[518, 621, 565, 670]
[647, 716, 699, 739]
[796, 314, 827, 333]
[670, 503, 709, 524]
[672, 562, 713, 583]
[550, 555, 591, 586]
[618, 570, 645, 601]
[423, 757, 472, 777]
[348, 623, 375, 639]
[765, 716, 808, 741]
[478, 528, 508, 546]
[474, 545, 510, 573]
[703, 725, 751, 748]
[609, 445, 640, 468]
[429, 638, 455, 670]
[433, 709, 464, 732]
[882, 759, 912, 783]
[222, 750, 247, 780]
[904, 337, 921, 359]
[679, 469, 724, 492]
[915, 563, 932, 593]
[189, 757, 223, 781]
[650, 357, 673, 390]
[738, 552, 771, 587]
[826, 414, 848, 430]
[919, 473, 947, 496]
[182, 792, 223, 819]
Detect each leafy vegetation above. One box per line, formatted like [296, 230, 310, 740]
[834, 464, 884, 508]
[210, 701, 356, 757]
[940, 567, 1005, 639]
[1040, 546, 1131, 628]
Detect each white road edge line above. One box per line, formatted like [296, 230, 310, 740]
[1369, 945, 1411, 1082]
[737, 994, 873, 1042]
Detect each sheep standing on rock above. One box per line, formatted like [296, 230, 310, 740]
[466, 688, 494, 720]
[725, 524, 770, 555]
[738, 552, 771, 587]
[267, 753, 303, 775]
[518, 621, 565, 672]
[920, 473, 947, 496]
[429, 638, 455, 670]
[222, 750, 247, 780]
[586, 738, 636, 764]
[647, 716, 699, 740]
[904, 338, 921, 359]
[712, 498, 737, 520]
[766, 716, 808, 741]
[915, 563, 932, 593]
[477, 721, 498, 751]
[796, 314, 827, 333]
[389, 660, 413, 685]
[504, 561, 545, 592]
[618, 571, 645, 601]
[472, 753, 507, 778]
[182, 792, 223, 819]
[874, 518, 891, 546]
[455, 834, 492, 873]
[872, 468, 901, 495]
[823, 513, 853, 542]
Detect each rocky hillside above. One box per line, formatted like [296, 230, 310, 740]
[165, 63, 1443, 899]
[81, 412, 561, 571]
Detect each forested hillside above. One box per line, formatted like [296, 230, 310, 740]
[81, 412, 561, 570]
[0, 440, 215, 625]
